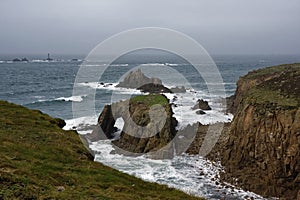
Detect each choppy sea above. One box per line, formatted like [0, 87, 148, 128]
[1, 53, 299, 199]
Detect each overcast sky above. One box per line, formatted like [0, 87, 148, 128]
[1, 0, 300, 55]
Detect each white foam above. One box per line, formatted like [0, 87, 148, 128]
[165, 63, 179, 66]
[90, 139, 265, 200]
[109, 64, 129, 67]
[63, 115, 98, 133]
[55, 95, 86, 102]
[77, 82, 143, 98]
[31, 59, 50, 63]
[140, 63, 166, 67]
[164, 90, 233, 129]
[64, 82, 264, 199]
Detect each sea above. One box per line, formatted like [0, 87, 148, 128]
[1, 53, 299, 199]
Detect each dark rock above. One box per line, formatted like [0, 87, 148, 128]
[21, 58, 28, 62]
[12, 58, 21, 62]
[138, 83, 172, 93]
[170, 86, 186, 93]
[112, 95, 178, 157]
[192, 99, 212, 110]
[196, 110, 206, 115]
[86, 105, 118, 141]
[51, 118, 66, 128]
[116, 69, 162, 89]
[207, 64, 300, 199]
[89, 94, 178, 159]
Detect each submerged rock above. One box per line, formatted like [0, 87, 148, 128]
[195, 110, 206, 115]
[170, 86, 186, 93]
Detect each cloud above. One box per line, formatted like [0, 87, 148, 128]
[0, 0, 299, 54]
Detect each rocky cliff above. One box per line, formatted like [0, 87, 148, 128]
[217, 64, 300, 199]
[89, 94, 178, 158]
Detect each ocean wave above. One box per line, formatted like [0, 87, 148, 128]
[139, 63, 166, 67]
[165, 63, 179, 66]
[26, 95, 87, 106]
[55, 95, 86, 102]
[109, 64, 129, 67]
[164, 90, 233, 129]
[89, 140, 264, 200]
[63, 115, 98, 132]
[77, 82, 143, 96]
[31, 59, 57, 63]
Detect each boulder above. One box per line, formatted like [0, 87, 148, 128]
[195, 110, 206, 115]
[192, 99, 211, 110]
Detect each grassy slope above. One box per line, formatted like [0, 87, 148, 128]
[0, 100, 202, 200]
[243, 63, 300, 108]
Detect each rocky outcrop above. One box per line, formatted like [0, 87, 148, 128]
[170, 86, 186, 93]
[192, 99, 212, 111]
[214, 64, 300, 199]
[90, 94, 178, 157]
[117, 69, 162, 89]
[137, 83, 172, 93]
[113, 94, 177, 155]
[90, 105, 118, 140]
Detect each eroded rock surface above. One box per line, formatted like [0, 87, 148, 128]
[210, 64, 300, 199]
[116, 69, 162, 89]
[192, 99, 212, 111]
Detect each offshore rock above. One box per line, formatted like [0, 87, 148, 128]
[116, 69, 162, 89]
[112, 94, 177, 156]
[90, 94, 178, 158]
[137, 83, 172, 93]
[192, 99, 212, 111]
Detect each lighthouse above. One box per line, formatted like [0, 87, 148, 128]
[46, 53, 53, 61]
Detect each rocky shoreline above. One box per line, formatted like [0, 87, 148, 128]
[89, 64, 300, 199]
[218, 64, 300, 199]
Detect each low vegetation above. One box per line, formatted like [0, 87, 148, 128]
[130, 94, 169, 107]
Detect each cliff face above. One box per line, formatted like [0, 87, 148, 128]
[90, 94, 178, 157]
[113, 94, 177, 156]
[221, 64, 300, 199]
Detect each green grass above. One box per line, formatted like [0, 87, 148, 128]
[246, 88, 298, 108]
[242, 63, 300, 80]
[242, 63, 300, 108]
[0, 100, 203, 200]
[130, 94, 169, 106]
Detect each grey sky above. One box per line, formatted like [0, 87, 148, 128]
[1, 0, 300, 55]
